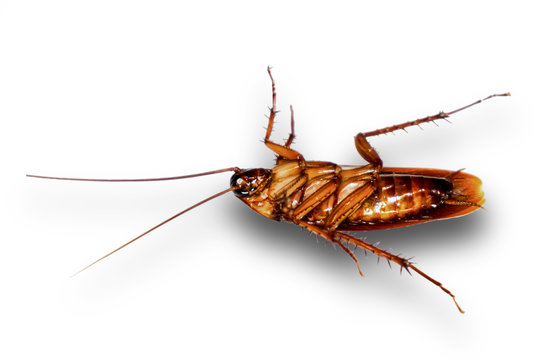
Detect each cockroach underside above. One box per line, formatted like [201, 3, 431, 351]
[27, 68, 510, 313]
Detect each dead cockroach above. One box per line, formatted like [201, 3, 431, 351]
[27, 67, 510, 313]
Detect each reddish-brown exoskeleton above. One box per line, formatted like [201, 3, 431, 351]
[27, 68, 509, 313]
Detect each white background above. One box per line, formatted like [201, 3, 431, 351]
[1, 1, 538, 359]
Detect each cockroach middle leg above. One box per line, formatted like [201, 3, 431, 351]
[337, 231, 465, 313]
[354, 132, 383, 170]
[295, 220, 364, 276]
[361, 93, 510, 138]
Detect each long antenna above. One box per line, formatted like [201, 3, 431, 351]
[27, 167, 239, 182]
[72, 186, 239, 277]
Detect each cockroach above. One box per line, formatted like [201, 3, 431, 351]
[27, 67, 509, 313]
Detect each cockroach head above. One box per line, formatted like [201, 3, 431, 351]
[230, 168, 271, 197]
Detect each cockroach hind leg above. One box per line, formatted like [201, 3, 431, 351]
[401, 256, 414, 276]
[336, 231, 465, 313]
[408, 264, 465, 314]
[362, 92, 510, 138]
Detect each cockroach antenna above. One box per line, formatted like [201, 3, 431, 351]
[26, 167, 240, 182]
[27, 168, 240, 275]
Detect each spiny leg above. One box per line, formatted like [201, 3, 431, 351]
[265, 68, 296, 148]
[265, 67, 305, 163]
[284, 105, 295, 148]
[353, 93, 510, 171]
[354, 133, 382, 170]
[295, 220, 363, 276]
[362, 93, 510, 138]
[264, 66, 278, 143]
[337, 231, 465, 313]
[275, 106, 297, 162]
[295, 219, 464, 312]
[335, 238, 364, 276]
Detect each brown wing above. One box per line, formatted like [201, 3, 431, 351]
[339, 167, 485, 231]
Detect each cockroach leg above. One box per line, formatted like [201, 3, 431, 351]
[264, 66, 278, 142]
[295, 220, 364, 276]
[406, 263, 465, 314]
[354, 93, 510, 165]
[362, 93, 510, 138]
[354, 133, 383, 169]
[275, 105, 296, 162]
[336, 231, 465, 313]
[284, 105, 295, 148]
[265, 67, 305, 164]
[335, 238, 364, 276]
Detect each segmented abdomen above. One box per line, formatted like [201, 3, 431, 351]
[349, 174, 452, 224]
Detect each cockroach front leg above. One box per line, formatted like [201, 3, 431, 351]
[265, 67, 305, 164]
[284, 105, 295, 148]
